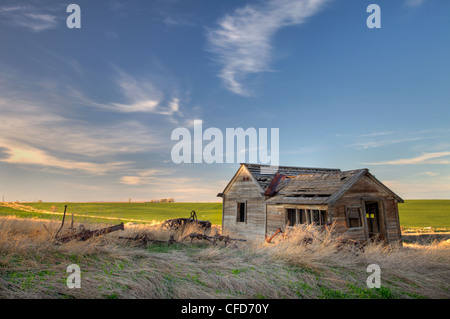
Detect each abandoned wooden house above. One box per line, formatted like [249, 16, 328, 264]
[217, 163, 404, 244]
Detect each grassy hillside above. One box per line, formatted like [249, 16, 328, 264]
[0, 216, 448, 299]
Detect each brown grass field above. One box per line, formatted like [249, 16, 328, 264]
[0, 216, 449, 299]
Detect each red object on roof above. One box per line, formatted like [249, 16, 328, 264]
[264, 172, 286, 196]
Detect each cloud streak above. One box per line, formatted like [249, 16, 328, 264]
[0, 4, 59, 32]
[350, 137, 424, 150]
[339, 129, 445, 150]
[88, 70, 183, 117]
[405, 0, 428, 7]
[364, 152, 450, 166]
[120, 169, 173, 185]
[0, 140, 129, 175]
[207, 0, 329, 96]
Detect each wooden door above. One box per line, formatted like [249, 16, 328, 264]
[365, 201, 381, 239]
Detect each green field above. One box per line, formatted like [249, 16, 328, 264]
[0, 200, 449, 230]
[0, 202, 223, 225]
[398, 200, 450, 230]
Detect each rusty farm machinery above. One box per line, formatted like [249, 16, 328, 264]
[52, 206, 245, 247]
[161, 210, 212, 230]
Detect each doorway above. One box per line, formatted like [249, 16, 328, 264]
[365, 201, 382, 239]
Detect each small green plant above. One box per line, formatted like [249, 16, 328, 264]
[231, 268, 245, 275]
[374, 286, 396, 299]
[186, 273, 207, 287]
[319, 286, 348, 299]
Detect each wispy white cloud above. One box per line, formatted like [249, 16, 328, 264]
[405, 0, 428, 7]
[419, 171, 440, 177]
[281, 145, 323, 155]
[338, 129, 450, 155]
[0, 6, 22, 13]
[0, 140, 129, 175]
[350, 137, 424, 150]
[120, 169, 173, 185]
[90, 70, 183, 117]
[109, 71, 163, 112]
[207, 0, 329, 96]
[364, 152, 450, 166]
[359, 131, 395, 138]
[0, 5, 59, 32]
[339, 130, 439, 150]
[163, 15, 196, 28]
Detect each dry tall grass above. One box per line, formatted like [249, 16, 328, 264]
[0, 216, 449, 299]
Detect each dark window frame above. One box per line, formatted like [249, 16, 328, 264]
[286, 208, 326, 226]
[299, 209, 307, 224]
[236, 202, 247, 223]
[310, 210, 327, 225]
[346, 207, 363, 229]
[286, 209, 297, 226]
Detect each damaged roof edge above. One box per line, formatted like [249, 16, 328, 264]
[242, 163, 341, 172]
[324, 169, 368, 205]
[365, 172, 404, 203]
[324, 169, 404, 205]
[243, 163, 343, 193]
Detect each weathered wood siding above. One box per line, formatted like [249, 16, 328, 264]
[266, 205, 285, 234]
[330, 175, 402, 243]
[384, 198, 402, 243]
[222, 168, 266, 240]
[329, 203, 367, 242]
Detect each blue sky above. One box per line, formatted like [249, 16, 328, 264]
[0, 0, 449, 202]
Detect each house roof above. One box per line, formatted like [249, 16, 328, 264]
[219, 163, 404, 205]
[265, 169, 368, 205]
[244, 163, 341, 191]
